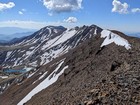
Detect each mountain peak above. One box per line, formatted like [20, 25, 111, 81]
[40, 25, 66, 30]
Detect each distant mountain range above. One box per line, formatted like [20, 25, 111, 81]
[0, 32, 35, 42]
[0, 27, 37, 42]
[0, 27, 37, 35]
[126, 32, 140, 38]
[128, 33, 140, 38]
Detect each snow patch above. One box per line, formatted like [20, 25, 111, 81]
[51, 29, 76, 47]
[0, 76, 8, 79]
[54, 29, 58, 33]
[39, 71, 48, 80]
[25, 67, 33, 72]
[13, 58, 21, 66]
[27, 72, 36, 78]
[94, 27, 97, 35]
[29, 47, 35, 50]
[5, 51, 12, 61]
[41, 35, 61, 50]
[101, 30, 131, 50]
[29, 61, 37, 67]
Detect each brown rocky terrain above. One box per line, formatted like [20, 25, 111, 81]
[25, 32, 140, 105]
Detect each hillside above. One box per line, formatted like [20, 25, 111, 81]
[0, 25, 140, 105]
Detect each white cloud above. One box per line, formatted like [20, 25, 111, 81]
[43, 0, 82, 13]
[19, 11, 23, 15]
[131, 8, 140, 13]
[64, 17, 78, 23]
[21, 9, 26, 12]
[48, 12, 53, 16]
[0, 2, 15, 11]
[18, 9, 26, 15]
[112, 0, 129, 14]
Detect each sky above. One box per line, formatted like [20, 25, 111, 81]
[0, 0, 140, 33]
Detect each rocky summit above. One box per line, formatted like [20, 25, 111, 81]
[0, 25, 140, 105]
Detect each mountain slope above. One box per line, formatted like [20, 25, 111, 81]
[0, 25, 140, 105]
[0, 25, 102, 68]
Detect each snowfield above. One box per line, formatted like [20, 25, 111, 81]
[17, 60, 68, 105]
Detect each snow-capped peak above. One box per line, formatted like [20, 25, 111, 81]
[101, 30, 131, 50]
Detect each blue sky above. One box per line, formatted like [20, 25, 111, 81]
[0, 0, 140, 33]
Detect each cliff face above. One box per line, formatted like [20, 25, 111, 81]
[0, 25, 140, 105]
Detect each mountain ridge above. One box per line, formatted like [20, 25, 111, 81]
[0, 24, 140, 105]
[0, 25, 102, 68]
